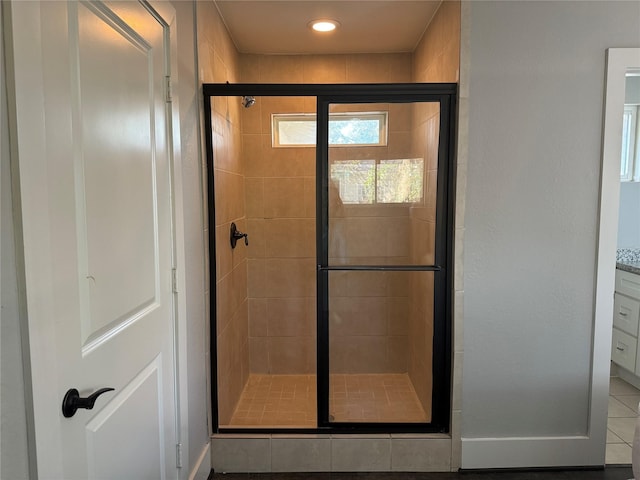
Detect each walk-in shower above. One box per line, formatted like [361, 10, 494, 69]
[204, 83, 456, 433]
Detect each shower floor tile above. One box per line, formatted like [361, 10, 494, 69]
[330, 373, 429, 423]
[225, 373, 428, 428]
[225, 374, 317, 428]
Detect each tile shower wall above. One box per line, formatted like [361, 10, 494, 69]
[406, 100, 439, 417]
[239, 55, 415, 375]
[198, 2, 249, 425]
[243, 95, 317, 375]
[328, 102, 414, 374]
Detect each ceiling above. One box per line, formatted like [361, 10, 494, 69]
[213, 1, 443, 55]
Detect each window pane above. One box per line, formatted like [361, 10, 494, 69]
[377, 159, 424, 203]
[330, 160, 376, 204]
[272, 112, 387, 147]
[622, 108, 632, 178]
[329, 118, 381, 145]
[278, 119, 316, 145]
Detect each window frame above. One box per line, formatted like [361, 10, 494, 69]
[622, 104, 640, 182]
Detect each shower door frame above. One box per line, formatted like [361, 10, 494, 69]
[203, 83, 457, 434]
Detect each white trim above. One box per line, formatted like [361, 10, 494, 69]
[188, 442, 211, 480]
[148, 3, 192, 478]
[4, 2, 64, 476]
[594, 47, 640, 462]
[461, 436, 602, 469]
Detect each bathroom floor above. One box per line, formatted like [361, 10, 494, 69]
[225, 373, 427, 428]
[607, 375, 640, 464]
[210, 468, 633, 479]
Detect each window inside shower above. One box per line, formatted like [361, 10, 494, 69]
[203, 84, 455, 433]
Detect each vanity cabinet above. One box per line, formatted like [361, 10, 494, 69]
[612, 269, 640, 375]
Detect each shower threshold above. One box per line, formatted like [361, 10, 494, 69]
[222, 373, 428, 429]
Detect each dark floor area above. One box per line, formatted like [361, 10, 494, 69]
[211, 468, 634, 480]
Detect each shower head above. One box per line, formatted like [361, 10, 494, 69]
[241, 96, 256, 108]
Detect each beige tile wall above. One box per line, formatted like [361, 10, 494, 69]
[240, 53, 412, 84]
[406, 101, 440, 418]
[242, 80, 423, 375]
[198, 2, 249, 425]
[413, 0, 461, 84]
[243, 94, 317, 375]
[327, 101, 414, 375]
[240, 55, 415, 376]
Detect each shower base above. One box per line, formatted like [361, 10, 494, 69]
[223, 373, 428, 428]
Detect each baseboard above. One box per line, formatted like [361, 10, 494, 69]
[616, 366, 640, 391]
[188, 441, 211, 480]
[461, 436, 605, 469]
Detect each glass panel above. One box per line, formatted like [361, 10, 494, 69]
[216, 96, 318, 429]
[621, 107, 633, 179]
[328, 102, 440, 266]
[328, 270, 435, 423]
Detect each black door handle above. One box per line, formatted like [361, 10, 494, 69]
[62, 387, 115, 418]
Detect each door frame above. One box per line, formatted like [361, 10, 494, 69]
[203, 82, 457, 434]
[3, 1, 189, 476]
[594, 48, 640, 462]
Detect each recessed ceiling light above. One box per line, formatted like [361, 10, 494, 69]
[309, 19, 339, 33]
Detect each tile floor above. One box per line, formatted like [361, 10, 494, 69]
[225, 373, 428, 428]
[607, 375, 640, 464]
[330, 373, 428, 423]
[224, 374, 317, 427]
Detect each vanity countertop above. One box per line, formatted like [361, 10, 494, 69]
[617, 248, 640, 275]
[617, 261, 640, 276]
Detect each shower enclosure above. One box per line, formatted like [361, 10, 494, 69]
[204, 83, 456, 433]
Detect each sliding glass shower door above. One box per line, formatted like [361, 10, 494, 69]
[316, 95, 454, 431]
[203, 83, 455, 433]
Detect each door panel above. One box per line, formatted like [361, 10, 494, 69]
[6, 1, 178, 478]
[75, 1, 161, 348]
[320, 99, 446, 428]
[85, 356, 165, 479]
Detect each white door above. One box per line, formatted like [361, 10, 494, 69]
[6, 1, 179, 478]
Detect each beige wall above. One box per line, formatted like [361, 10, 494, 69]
[413, 0, 461, 84]
[198, 2, 249, 425]
[240, 53, 412, 84]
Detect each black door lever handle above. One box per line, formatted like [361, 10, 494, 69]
[62, 387, 115, 418]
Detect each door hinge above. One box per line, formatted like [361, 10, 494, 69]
[172, 268, 178, 293]
[176, 443, 183, 469]
[165, 76, 172, 103]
